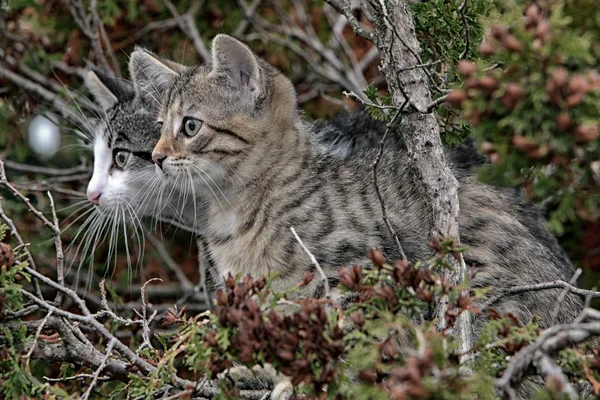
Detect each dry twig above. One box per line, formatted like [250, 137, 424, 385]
[291, 227, 330, 299]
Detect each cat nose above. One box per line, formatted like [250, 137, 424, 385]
[153, 152, 166, 169]
[87, 190, 101, 205]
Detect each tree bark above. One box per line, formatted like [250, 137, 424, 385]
[326, 0, 473, 365]
[370, 0, 473, 363]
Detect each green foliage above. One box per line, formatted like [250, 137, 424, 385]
[0, 327, 45, 400]
[450, 0, 600, 234]
[412, 0, 490, 145]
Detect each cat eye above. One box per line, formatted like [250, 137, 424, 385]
[182, 117, 202, 137]
[114, 150, 130, 169]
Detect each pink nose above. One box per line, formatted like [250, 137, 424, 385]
[87, 190, 101, 205]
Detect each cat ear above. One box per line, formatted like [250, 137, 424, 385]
[129, 47, 184, 112]
[211, 34, 263, 95]
[84, 68, 135, 110]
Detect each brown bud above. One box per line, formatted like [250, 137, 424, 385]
[351, 311, 366, 327]
[505, 82, 526, 100]
[457, 60, 478, 77]
[501, 82, 527, 110]
[512, 135, 537, 152]
[0, 242, 14, 268]
[277, 349, 295, 362]
[588, 71, 600, 92]
[478, 42, 496, 56]
[368, 248, 384, 267]
[553, 68, 568, 87]
[526, 146, 550, 159]
[464, 77, 479, 90]
[480, 141, 495, 154]
[299, 271, 314, 287]
[215, 289, 228, 306]
[536, 20, 551, 42]
[556, 112, 572, 130]
[478, 76, 499, 93]
[358, 369, 378, 384]
[525, 4, 542, 25]
[446, 90, 468, 107]
[490, 152, 501, 164]
[490, 24, 509, 41]
[566, 92, 585, 107]
[569, 74, 588, 94]
[574, 124, 599, 142]
[501, 35, 523, 53]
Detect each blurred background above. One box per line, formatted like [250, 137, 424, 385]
[0, 0, 598, 313]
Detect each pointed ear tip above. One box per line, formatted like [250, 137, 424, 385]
[213, 34, 241, 47]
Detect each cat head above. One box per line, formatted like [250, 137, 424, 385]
[84, 69, 162, 215]
[129, 34, 298, 194]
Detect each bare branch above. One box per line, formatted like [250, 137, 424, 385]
[0, 65, 83, 126]
[323, 0, 375, 42]
[66, 0, 114, 73]
[481, 280, 600, 313]
[2, 159, 90, 176]
[162, 0, 211, 62]
[81, 338, 117, 400]
[146, 232, 194, 291]
[88, 0, 121, 75]
[495, 308, 600, 398]
[550, 268, 582, 326]
[47, 192, 65, 305]
[291, 227, 330, 299]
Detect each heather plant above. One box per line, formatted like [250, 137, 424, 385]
[447, 0, 600, 235]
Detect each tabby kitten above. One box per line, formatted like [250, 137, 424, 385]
[130, 34, 582, 333]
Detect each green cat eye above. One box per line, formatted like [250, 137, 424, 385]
[114, 150, 130, 168]
[183, 118, 202, 137]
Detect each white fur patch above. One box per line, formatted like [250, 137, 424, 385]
[87, 135, 112, 204]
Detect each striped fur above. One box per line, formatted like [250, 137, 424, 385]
[130, 34, 583, 335]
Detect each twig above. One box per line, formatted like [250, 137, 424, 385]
[23, 310, 54, 373]
[424, 94, 450, 113]
[196, 236, 214, 310]
[2, 159, 89, 176]
[495, 308, 600, 398]
[397, 59, 442, 73]
[323, 0, 375, 42]
[162, 0, 211, 62]
[66, 0, 113, 73]
[134, 278, 161, 354]
[481, 280, 600, 312]
[234, 0, 261, 36]
[146, 232, 193, 291]
[44, 374, 112, 383]
[0, 65, 83, 126]
[88, 0, 121, 75]
[550, 268, 582, 326]
[81, 338, 117, 400]
[47, 192, 65, 305]
[343, 90, 402, 110]
[372, 104, 408, 261]
[240, 3, 369, 101]
[0, 162, 61, 238]
[0, 168, 43, 298]
[290, 227, 329, 299]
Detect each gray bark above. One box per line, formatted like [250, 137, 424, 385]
[326, 0, 473, 364]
